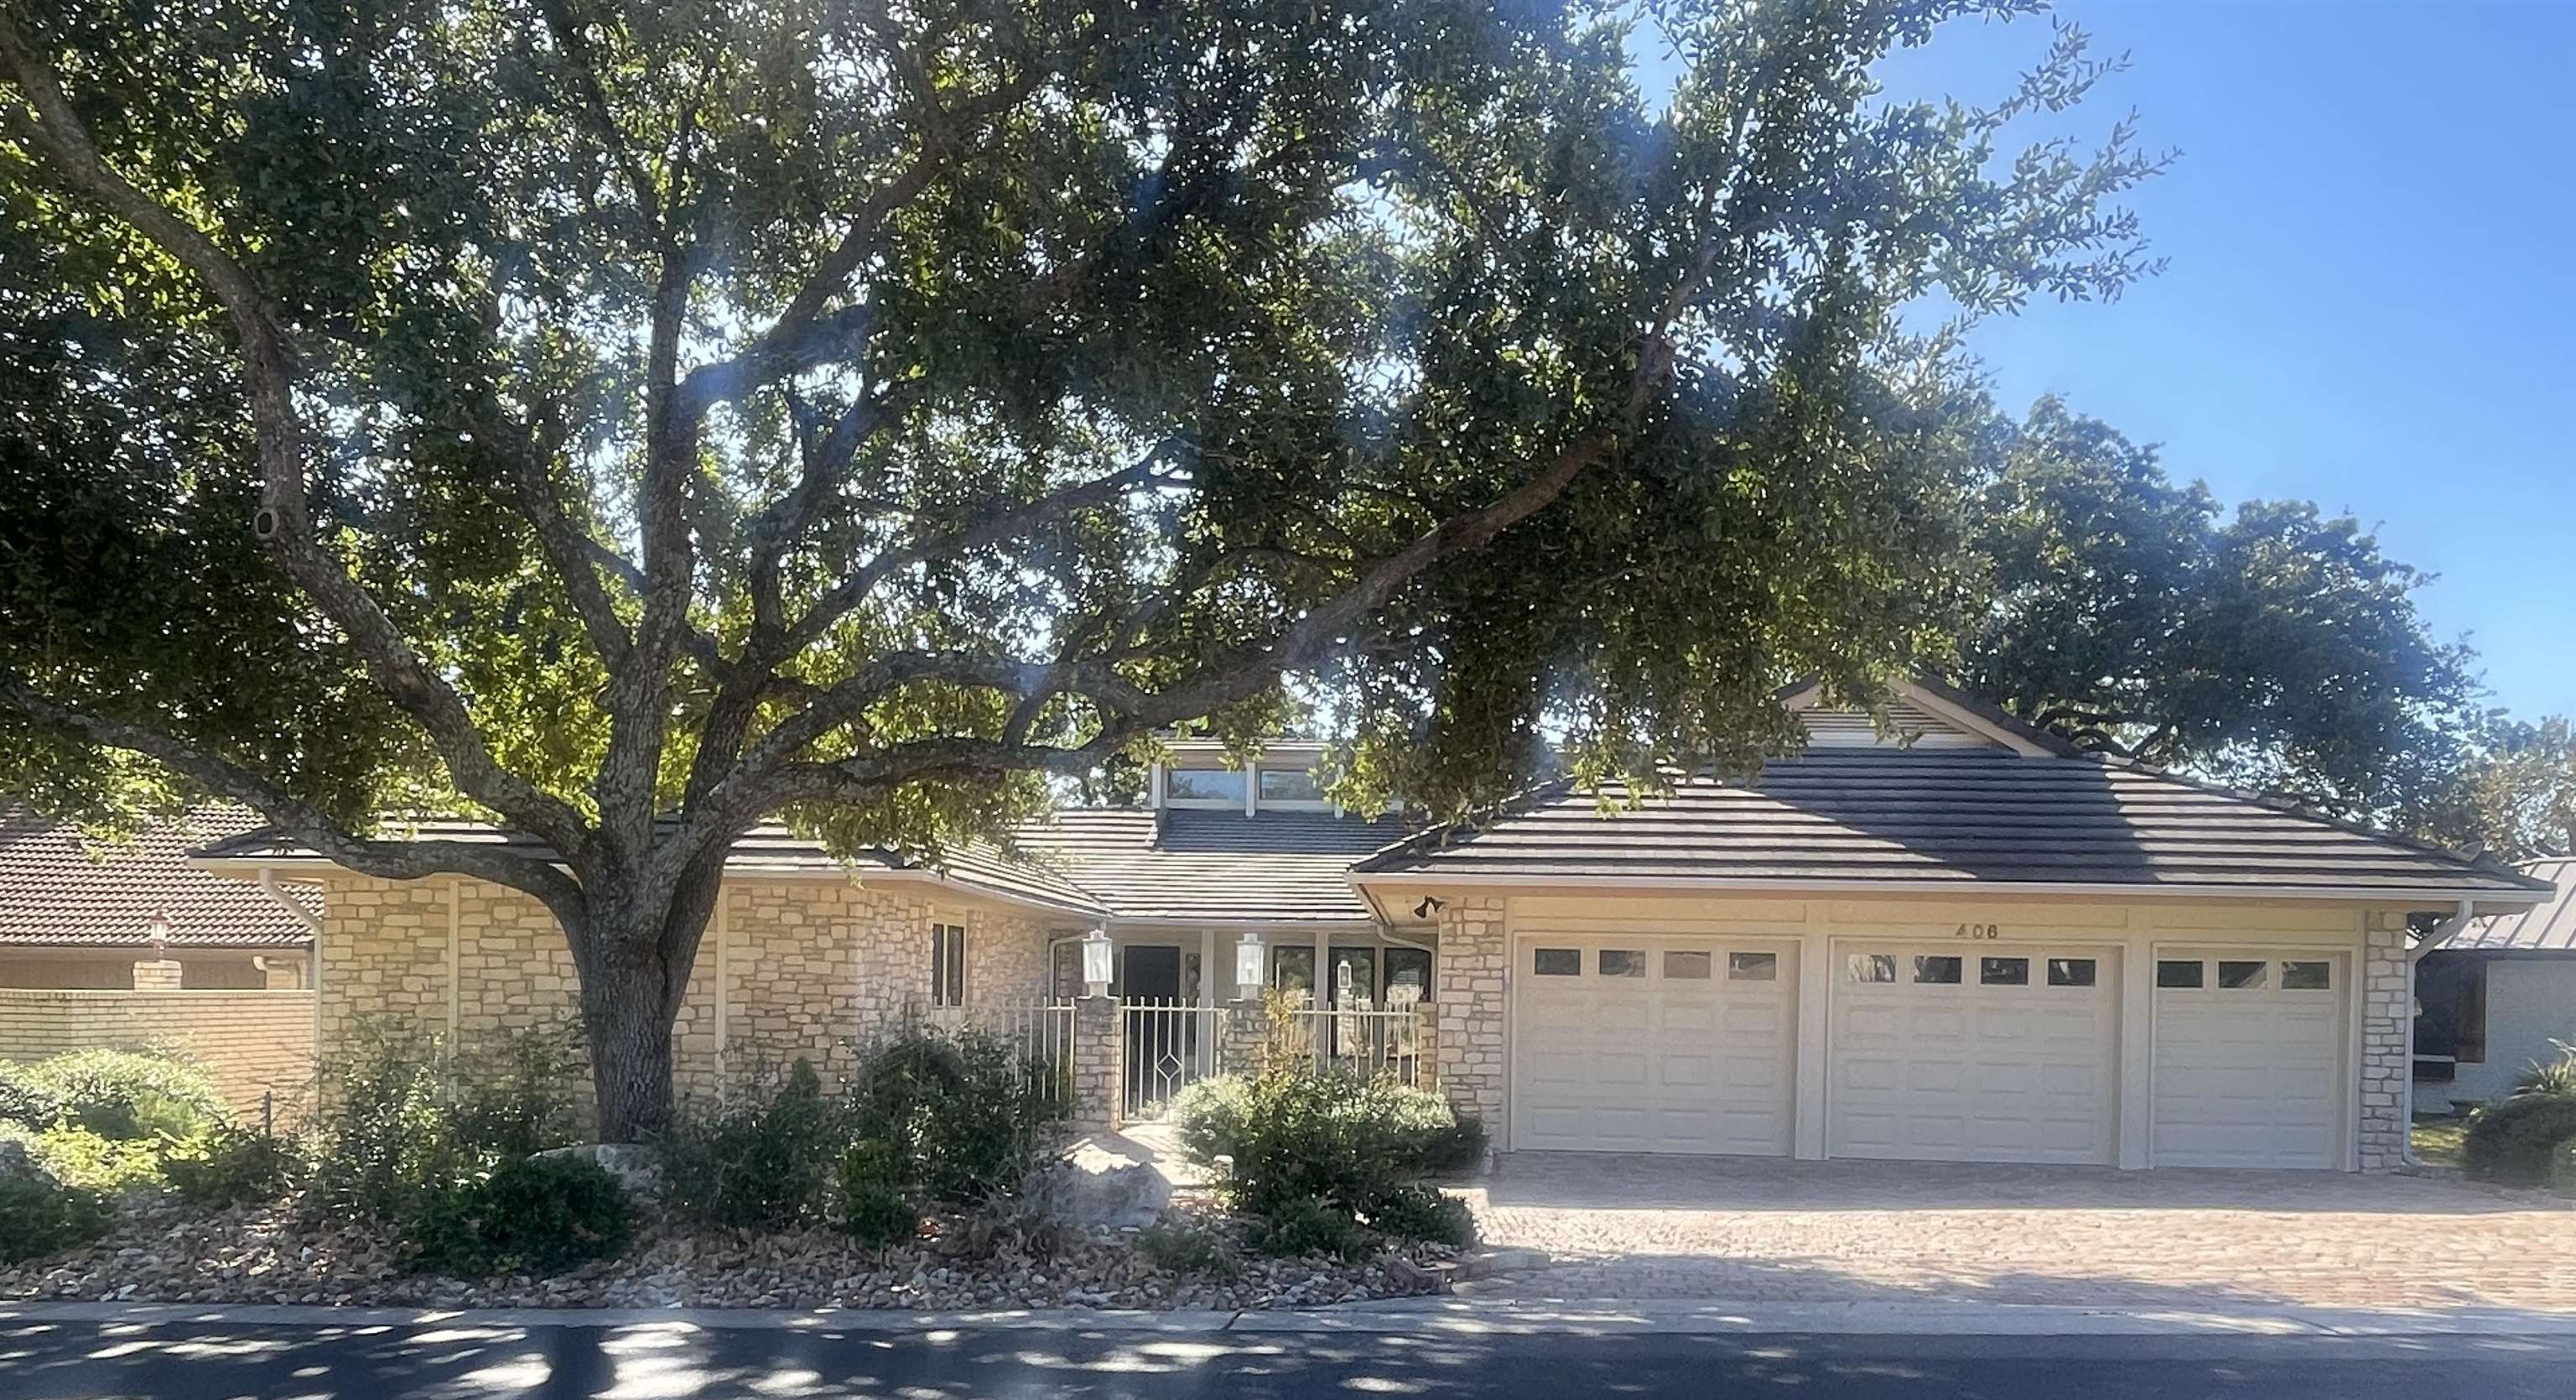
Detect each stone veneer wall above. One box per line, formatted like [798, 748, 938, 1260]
[316, 874, 1060, 1107]
[1431, 897, 1505, 1132]
[0, 990, 315, 1116]
[2360, 911, 2412, 1171]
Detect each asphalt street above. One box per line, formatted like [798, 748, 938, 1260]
[3, 1317, 2571, 1399]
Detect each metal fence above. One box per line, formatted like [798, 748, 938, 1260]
[1271, 1004, 1433, 1090]
[1119, 999, 1223, 1120]
[923, 1000, 1077, 1111]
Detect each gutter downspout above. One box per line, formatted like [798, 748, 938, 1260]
[257, 867, 324, 938]
[2401, 898, 2478, 1168]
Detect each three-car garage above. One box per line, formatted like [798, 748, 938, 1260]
[1507, 929, 2356, 1170]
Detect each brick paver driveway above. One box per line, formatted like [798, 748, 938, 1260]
[1457, 1153, 2576, 1312]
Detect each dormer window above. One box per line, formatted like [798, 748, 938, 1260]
[1256, 768, 1323, 805]
[1162, 766, 1247, 805]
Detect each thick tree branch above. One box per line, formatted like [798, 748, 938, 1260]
[0, 14, 598, 865]
[0, 680, 589, 921]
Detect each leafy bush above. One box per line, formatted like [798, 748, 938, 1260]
[0, 1172, 116, 1263]
[1361, 1182, 1477, 1248]
[834, 1137, 920, 1248]
[1173, 1071, 1482, 1183]
[161, 1122, 295, 1209]
[309, 1024, 583, 1220]
[659, 1059, 842, 1230]
[1244, 1194, 1366, 1260]
[2463, 1094, 2576, 1185]
[2514, 1040, 2576, 1099]
[15, 1125, 166, 1194]
[1137, 1215, 1239, 1278]
[408, 1153, 632, 1276]
[0, 1063, 65, 1131]
[13, 1050, 228, 1142]
[844, 1031, 1064, 1208]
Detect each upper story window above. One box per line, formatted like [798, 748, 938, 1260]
[1257, 767, 1324, 804]
[1162, 767, 1248, 805]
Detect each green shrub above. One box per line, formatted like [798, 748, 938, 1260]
[2463, 1095, 2576, 1185]
[17, 1050, 227, 1142]
[1244, 1194, 1366, 1260]
[18, 1125, 166, 1194]
[309, 1025, 583, 1220]
[1361, 1183, 1477, 1248]
[1137, 1215, 1239, 1278]
[161, 1123, 295, 1209]
[660, 1059, 842, 1230]
[408, 1154, 631, 1276]
[1173, 1070, 1482, 1184]
[844, 1031, 1065, 1208]
[0, 1063, 65, 1131]
[834, 1137, 920, 1246]
[2514, 1040, 2576, 1099]
[0, 1173, 115, 1263]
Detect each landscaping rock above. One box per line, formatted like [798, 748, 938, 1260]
[0, 1137, 57, 1188]
[532, 1142, 664, 1199]
[1025, 1138, 1171, 1230]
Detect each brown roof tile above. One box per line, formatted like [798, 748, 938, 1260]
[2, 804, 316, 948]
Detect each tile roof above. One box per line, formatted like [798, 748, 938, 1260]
[1350, 750, 2552, 901]
[2444, 858, 2576, 952]
[2, 804, 317, 949]
[1005, 809, 1410, 924]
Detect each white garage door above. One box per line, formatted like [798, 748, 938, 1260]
[1828, 944, 2121, 1164]
[1512, 937, 1796, 1155]
[2151, 953, 2346, 1168]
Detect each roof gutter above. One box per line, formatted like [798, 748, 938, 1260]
[1349, 871, 2547, 912]
[257, 867, 324, 939]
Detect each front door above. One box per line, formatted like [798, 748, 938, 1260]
[1120, 945, 1198, 1116]
[1123, 945, 1181, 1000]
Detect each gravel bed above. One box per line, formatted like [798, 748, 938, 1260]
[0, 1194, 1456, 1312]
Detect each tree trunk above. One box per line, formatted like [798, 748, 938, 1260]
[580, 933, 683, 1143]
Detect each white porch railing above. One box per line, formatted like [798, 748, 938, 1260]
[1119, 999, 1223, 1120]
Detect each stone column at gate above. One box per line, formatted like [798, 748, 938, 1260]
[1432, 897, 1506, 1136]
[1070, 994, 1124, 1133]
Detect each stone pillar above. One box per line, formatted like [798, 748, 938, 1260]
[132, 959, 184, 991]
[260, 957, 303, 991]
[1070, 994, 1124, 1132]
[1414, 1002, 1440, 1090]
[1432, 897, 1506, 1133]
[2359, 913, 2412, 1171]
[1219, 997, 1272, 1075]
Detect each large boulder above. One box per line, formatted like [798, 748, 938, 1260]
[531, 1142, 664, 1200]
[1024, 1138, 1171, 1230]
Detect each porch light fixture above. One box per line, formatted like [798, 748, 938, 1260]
[1080, 927, 1114, 997]
[1233, 930, 1265, 998]
[144, 909, 171, 960]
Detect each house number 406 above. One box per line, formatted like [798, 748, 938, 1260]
[1954, 923, 2002, 940]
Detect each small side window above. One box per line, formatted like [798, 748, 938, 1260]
[2046, 958, 2097, 988]
[1728, 951, 1779, 981]
[1979, 956, 2029, 986]
[1847, 953, 1898, 983]
[2157, 960, 2205, 989]
[2282, 960, 2333, 991]
[1663, 950, 1712, 980]
[2218, 960, 2267, 990]
[1599, 950, 1647, 978]
[1532, 948, 1581, 976]
[1913, 955, 1963, 985]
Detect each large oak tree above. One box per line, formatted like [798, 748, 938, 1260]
[0, 0, 2156, 1137]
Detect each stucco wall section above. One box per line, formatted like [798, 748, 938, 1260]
[1433, 897, 1506, 1131]
[2359, 912, 2412, 1170]
[0, 990, 315, 1116]
[2441, 956, 2576, 1106]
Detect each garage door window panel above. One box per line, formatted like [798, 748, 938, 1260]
[1980, 957, 2029, 986]
[1913, 955, 1962, 985]
[2282, 960, 2332, 991]
[1848, 953, 1898, 983]
[1599, 950, 1647, 978]
[2219, 960, 2267, 990]
[2047, 958, 2096, 987]
[1728, 952, 1778, 981]
[1532, 948, 1581, 976]
[1663, 950, 1712, 980]
[2157, 960, 2205, 988]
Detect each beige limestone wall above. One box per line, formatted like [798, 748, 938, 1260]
[2359, 912, 2411, 1171]
[313, 874, 1057, 1105]
[1431, 897, 1506, 1132]
[0, 990, 316, 1117]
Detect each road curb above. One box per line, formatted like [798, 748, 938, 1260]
[7, 1296, 2576, 1337]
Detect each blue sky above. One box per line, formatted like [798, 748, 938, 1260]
[1730, 3, 2576, 718]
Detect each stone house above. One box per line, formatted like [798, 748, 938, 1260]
[193, 679, 2551, 1170]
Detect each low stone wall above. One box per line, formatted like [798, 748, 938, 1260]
[0, 990, 316, 1118]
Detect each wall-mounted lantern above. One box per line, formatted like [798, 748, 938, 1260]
[1234, 930, 1265, 998]
[1080, 927, 1114, 997]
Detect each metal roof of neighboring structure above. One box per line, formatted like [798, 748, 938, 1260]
[1, 804, 317, 949]
[2444, 858, 2576, 952]
[1349, 750, 2553, 903]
